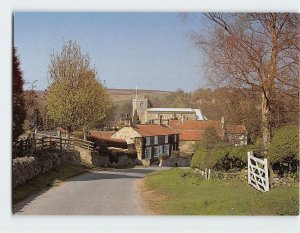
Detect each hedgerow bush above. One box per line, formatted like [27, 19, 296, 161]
[190, 148, 209, 169]
[268, 125, 299, 175]
[191, 144, 249, 171]
[159, 153, 169, 160]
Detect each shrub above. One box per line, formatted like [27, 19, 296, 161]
[159, 153, 169, 160]
[228, 146, 248, 164]
[195, 127, 222, 150]
[211, 146, 231, 170]
[190, 148, 210, 169]
[268, 125, 299, 174]
[171, 150, 180, 158]
[191, 145, 249, 171]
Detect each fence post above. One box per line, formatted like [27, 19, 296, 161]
[41, 137, 44, 150]
[58, 131, 62, 152]
[247, 151, 253, 184]
[205, 168, 207, 180]
[30, 134, 36, 154]
[208, 169, 211, 180]
[264, 158, 269, 191]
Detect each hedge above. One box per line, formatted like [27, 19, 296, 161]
[191, 145, 249, 171]
[268, 125, 299, 174]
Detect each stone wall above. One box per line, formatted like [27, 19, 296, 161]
[110, 127, 141, 144]
[134, 137, 143, 160]
[160, 156, 192, 167]
[193, 168, 299, 187]
[74, 145, 98, 165]
[12, 150, 81, 188]
[75, 146, 140, 168]
[179, 141, 196, 154]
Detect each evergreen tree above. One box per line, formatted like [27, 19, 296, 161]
[12, 48, 26, 141]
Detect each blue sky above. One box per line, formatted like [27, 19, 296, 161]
[14, 12, 207, 92]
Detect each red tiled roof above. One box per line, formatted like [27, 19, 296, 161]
[169, 120, 223, 141]
[177, 130, 205, 141]
[169, 120, 223, 131]
[132, 124, 178, 137]
[56, 127, 66, 133]
[226, 124, 247, 134]
[101, 137, 127, 144]
[169, 120, 246, 141]
[90, 131, 116, 139]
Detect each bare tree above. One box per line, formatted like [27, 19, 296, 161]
[191, 13, 299, 151]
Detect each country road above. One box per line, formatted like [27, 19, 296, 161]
[14, 167, 168, 215]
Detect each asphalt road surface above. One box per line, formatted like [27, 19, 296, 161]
[14, 167, 168, 215]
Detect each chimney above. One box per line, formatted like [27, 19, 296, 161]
[181, 115, 184, 122]
[124, 114, 132, 127]
[159, 115, 163, 125]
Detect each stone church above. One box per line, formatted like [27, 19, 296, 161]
[132, 95, 208, 124]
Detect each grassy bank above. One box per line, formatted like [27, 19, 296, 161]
[13, 164, 90, 204]
[144, 168, 299, 215]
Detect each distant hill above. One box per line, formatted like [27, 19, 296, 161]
[109, 88, 173, 103]
[34, 88, 173, 103]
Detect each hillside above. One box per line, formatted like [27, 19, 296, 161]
[34, 89, 173, 103]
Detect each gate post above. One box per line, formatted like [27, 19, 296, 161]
[247, 151, 253, 185]
[264, 158, 269, 191]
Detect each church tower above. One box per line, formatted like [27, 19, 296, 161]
[132, 87, 148, 123]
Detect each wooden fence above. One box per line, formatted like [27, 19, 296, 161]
[14, 134, 95, 155]
[247, 151, 269, 192]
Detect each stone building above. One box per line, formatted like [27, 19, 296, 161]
[145, 107, 207, 124]
[110, 123, 179, 162]
[131, 95, 207, 124]
[169, 119, 248, 154]
[132, 96, 148, 123]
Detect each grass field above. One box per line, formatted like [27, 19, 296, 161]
[13, 164, 90, 204]
[144, 168, 299, 215]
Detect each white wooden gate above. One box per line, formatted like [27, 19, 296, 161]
[247, 151, 269, 192]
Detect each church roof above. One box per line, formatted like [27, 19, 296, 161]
[147, 108, 195, 113]
[147, 108, 208, 120]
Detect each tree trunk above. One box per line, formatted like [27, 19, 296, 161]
[261, 91, 274, 187]
[66, 126, 71, 148]
[261, 92, 271, 152]
[83, 126, 87, 141]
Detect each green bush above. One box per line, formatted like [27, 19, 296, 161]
[268, 125, 299, 174]
[171, 150, 180, 158]
[211, 146, 231, 170]
[190, 148, 209, 169]
[195, 127, 222, 150]
[159, 153, 169, 160]
[228, 146, 248, 163]
[191, 145, 249, 171]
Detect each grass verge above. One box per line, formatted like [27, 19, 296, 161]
[144, 168, 299, 215]
[13, 164, 91, 204]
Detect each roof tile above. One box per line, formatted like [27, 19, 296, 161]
[132, 124, 178, 137]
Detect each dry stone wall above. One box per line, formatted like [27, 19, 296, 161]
[12, 150, 81, 188]
[74, 146, 140, 168]
[160, 156, 191, 167]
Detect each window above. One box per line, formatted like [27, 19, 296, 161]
[174, 134, 177, 142]
[164, 144, 169, 155]
[154, 146, 159, 157]
[145, 147, 152, 159]
[146, 137, 151, 146]
[159, 145, 163, 154]
[173, 144, 177, 151]
[165, 135, 168, 143]
[154, 136, 158, 145]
